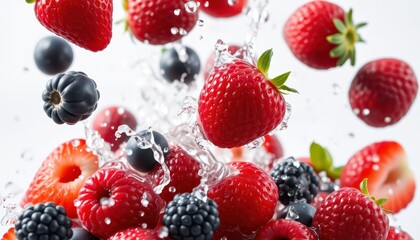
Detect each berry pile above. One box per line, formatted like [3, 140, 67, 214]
[1, 0, 418, 239]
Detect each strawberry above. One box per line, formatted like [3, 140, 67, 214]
[255, 219, 317, 240]
[21, 139, 99, 219]
[312, 180, 389, 240]
[76, 168, 163, 239]
[349, 58, 418, 127]
[340, 141, 415, 213]
[204, 44, 242, 80]
[107, 227, 166, 240]
[1, 228, 15, 240]
[127, 0, 199, 45]
[208, 161, 278, 234]
[284, 1, 366, 69]
[198, 49, 296, 148]
[28, 0, 112, 52]
[198, 0, 247, 18]
[92, 106, 138, 152]
[149, 145, 201, 203]
[387, 226, 413, 240]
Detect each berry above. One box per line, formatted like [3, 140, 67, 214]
[387, 226, 413, 240]
[92, 106, 138, 151]
[340, 141, 416, 213]
[107, 228, 164, 240]
[162, 193, 220, 240]
[70, 228, 99, 240]
[349, 58, 418, 127]
[198, 49, 296, 148]
[42, 71, 100, 125]
[284, 1, 366, 69]
[126, 130, 169, 172]
[277, 201, 316, 227]
[208, 161, 278, 234]
[311, 191, 330, 209]
[76, 168, 163, 239]
[203, 44, 241, 80]
[30, 0, 112, 51]
[1, 228, 16, 240]
[34, 36, 73, 75]
[255, 219, 316, 240]
[270, 157, 320, 206]
[312, 183, 389, 240]
[159, 46, 201, 84]
[21, 139, 99, 218]
[15, 202, 73, 240]
[150, 145, 201, 203]
[127, 0, 198, 45]
[198, 0, 247, 18]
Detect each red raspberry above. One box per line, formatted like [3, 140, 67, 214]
[255, 219, 317, 240]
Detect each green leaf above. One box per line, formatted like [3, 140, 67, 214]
[337, 54, 348, 66]
[333, 19, 346, 33]
[309, 142, 333, 172]
[270, 71, 290, 88]
[326, 33, 343, 44]
[326, 166, 343, 180]
[350, 49, 356, 66]
[257, 49, 273, 76]
[279, 85, 299, 94]
[375, 198, 388, 206]
[345, 9, 353, 26]
[330, 45, 346, 58]
[355, 22, 368, 29]
[26, 0, 36, 3]
[360, 178, 370, 196]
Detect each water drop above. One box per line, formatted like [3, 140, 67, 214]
[372, 164, 380, 171]
[73, 199, 82, 207]
[174, 9, 181, 16]
[227, 0, 237, 6]
[245, 136, 265, 150]
[362, 108, 370, 116]
[157, 226, 169, 238]
[388, 188, 394, 195]
[286, 206, 300, 221]
[4, 182, 22, 195]
[332, 83, 340, 95]
[141, 223, 148, 229]
[384, 117, 392, 123]
[197, 19, 204, 27]
[184, 1, 198, 13]
[169, 186, 177, 193]
[287, 190, 295, 197]
[104, 218, 111, 225]
[353, 108, 360, 115]
[141, 192, 151, 207]
[171, 27, 179, 35]
[20, 149, 34, 161]
[71, 139, 81, 147]
[100, 197, 115, 207]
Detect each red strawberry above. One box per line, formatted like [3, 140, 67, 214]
[198, 0, 247, 18]
[76, 168, 163, 239]
[340, 141, 415, 213]
[92, 106, 138, 151]
[284, 1, 366, 69]
[1, 228, 15, 240]
[387, 226, 413, 240]
[150, 145, 201, 203]
[208, 161, 278, 234]
[21, 139, 99, 218]
[204, 44, 242, 80]
[107, 227, 167, 240]
[127, 0, 198, 45]
[255, 219, 317, 240]
[313, 180, 389, 240]
[198, 49, 296, 148]
[349, 58, 418, 127]
[29, 0, 112, 52]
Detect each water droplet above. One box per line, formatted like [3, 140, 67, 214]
[157, 226, 169, 238]
[184, 1, 198, 13]
[348, 132, 355, 138]
[371, 155, 380, 163]
[4, 182, 22, 195]
[117, 107, 125, 115]
[286, 206, 300, 220]
[332, 83, 340, 95]
[104, 218, 111, 225]
[287, 190, 294, 197]
[197, 19, 204, 27]
[171, 27, 179, 35]
[141, 223, 148, 228]
[372, 164, 380, 171]
[245, 136, 264, 150]
[388, 188, 394, 195]
[100, 197, 115, 207]
[174, 9, 181, 16]
[353, 108, 360, 115]
[384, 117, 392, 123]
[140, 211, 145, 217]
[395, 226, 402, 233]
[20, 149, 34, 161]
[169, 186, 177, 193]
[228, 0, 237, 6]
[141, 192, 151, 207]
[71, 139, 81, 147]
[73, 199, 82, 207]
[362, 108, 370, 116]
[179, 28, 188, 36]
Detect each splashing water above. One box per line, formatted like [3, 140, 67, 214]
[83, 121, 114, 165]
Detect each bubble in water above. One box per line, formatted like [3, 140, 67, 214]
[245, 136, 265, 150]
[362, 108, 370, 116]
[157, 226, 169, 238]
[184, 1, 198, 13]
[100, 197, 115, 207]
[286, 206, 300, 221]
[174, 9, 181, 16]
[104, 218, 111, 225]
[169, 186, 177, 193]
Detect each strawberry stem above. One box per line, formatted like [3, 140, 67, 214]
[327, 9, 367, 66]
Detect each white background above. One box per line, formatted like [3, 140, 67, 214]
[0, 0, 419, 237]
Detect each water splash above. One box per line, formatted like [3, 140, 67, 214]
[83, 121, 114, 165]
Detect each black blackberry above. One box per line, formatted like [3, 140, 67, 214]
[162, 193, 220, 240]
[15, 202, 73, 240]
[277, 201, 316, 227]
[270, 157, 320, 205]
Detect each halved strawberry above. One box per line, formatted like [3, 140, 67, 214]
[21, 139, 99, 218]
[1, 228, 16, 240]
[340, 141, 415, 213]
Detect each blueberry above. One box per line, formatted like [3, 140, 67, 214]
[277, 201, 316, 227]
[70, 228, 99, 240]
[159, 46, 201, 84]
[126, 130, 169, 172]
[42, 71, 100, 125]
[34, 36, 73, 75]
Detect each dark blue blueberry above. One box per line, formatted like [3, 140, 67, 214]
[277, 201, 316, 227]
[70, 228, 99, 240]
[34, 36, 73, 75]
[159, 46, 201, 84]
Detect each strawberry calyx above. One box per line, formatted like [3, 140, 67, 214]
[257, 49, 298, 94]
[327, 9, 367, 66]
[25, 0, 35, 3]
[309, 142, 343, 180]
[360, 178, 392, 213]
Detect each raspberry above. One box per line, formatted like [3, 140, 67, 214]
[270, 157, 320, 205]
[162, 193, 220, 240]
[15, 202, 73, 240]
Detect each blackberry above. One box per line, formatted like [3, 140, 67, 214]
[159, 46, 201, 84]
[15, 202, 73, 240]
[126, 130, 170, 172]
[270, 157, 320, 205]
[277, 201, 316, 227]
[162, 193, 220, 240]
